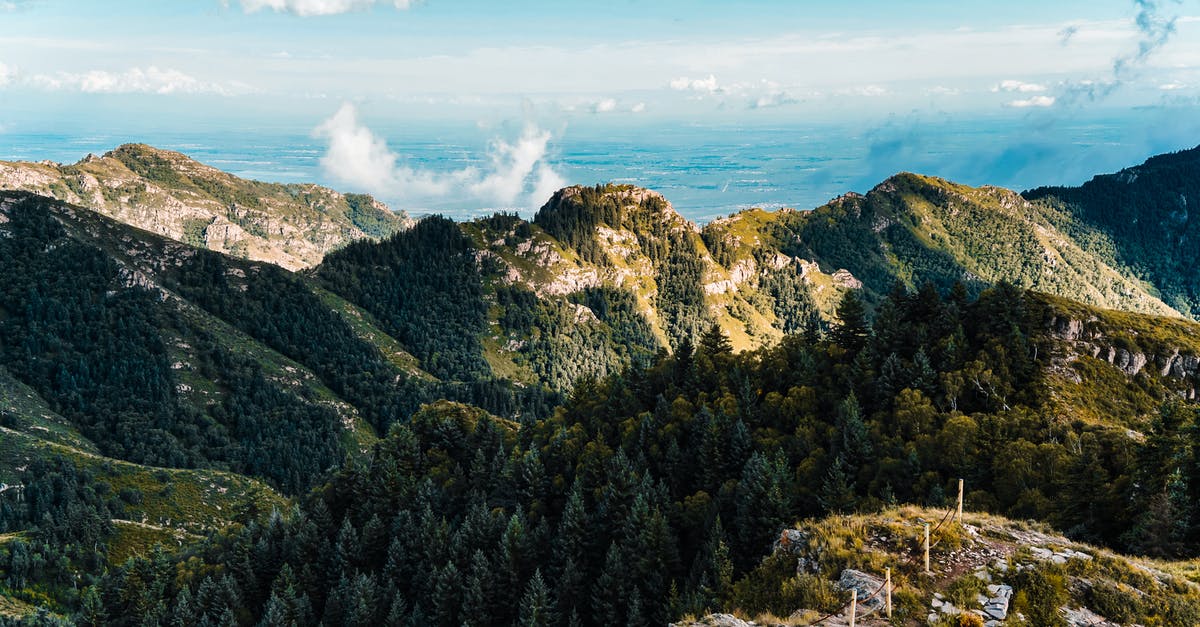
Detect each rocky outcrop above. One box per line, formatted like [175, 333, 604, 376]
[0, 145, 410, 270]
[1049, 314, 1200, 385]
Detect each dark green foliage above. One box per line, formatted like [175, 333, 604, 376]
[758, 265, 820, 335]
[343, 194, 403, 240]
[318, 216, 491, 381]
[164, 244, 419, 434]
[74, 281, 1200, 626]
[830, 290, 870, 354]
[0, 196, 191, 467]
[0, 197, 336, 492]
[495, 285, 658, 390]
[1026, 145, 1200, 316]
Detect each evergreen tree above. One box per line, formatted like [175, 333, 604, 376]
[830, 290, 870, 355]
[818, 454, 856, 514]
[431, 561, 462, 627]
[591, 543, 626, 626]
[517, 569, 555, 627]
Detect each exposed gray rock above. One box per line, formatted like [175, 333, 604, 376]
[773, 528, 809, 554]
[669, 614, 755, 627]
[1061, 606, 1119, 627]
[837, 569, 886, 612]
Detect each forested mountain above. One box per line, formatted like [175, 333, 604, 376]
[3, 145, 1200, 625]
[0, 145, 410, 270]
[1025, 144, 1200, 317]
[10, 280, 1200, 625]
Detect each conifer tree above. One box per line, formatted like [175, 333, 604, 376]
[831, 290, 870, 355]
[517, 569, 555, 627]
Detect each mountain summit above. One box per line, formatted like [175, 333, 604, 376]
[0, 144, 410, 270]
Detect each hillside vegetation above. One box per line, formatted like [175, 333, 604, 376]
[12, 280, 1197, 625]
[1026, 144, 1200, 317]
[3, 145, 1200, 624]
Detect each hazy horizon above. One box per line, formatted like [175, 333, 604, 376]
[3, 0, 1200, 218]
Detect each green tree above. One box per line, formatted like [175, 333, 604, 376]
[830, 290, 870, 355]
[517, 569, 555, 627]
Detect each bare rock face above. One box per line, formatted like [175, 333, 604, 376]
[0, 145, 411, 270]
[837, 569, 887, 612]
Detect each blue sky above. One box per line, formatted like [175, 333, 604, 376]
[2, 0, 1200, 215]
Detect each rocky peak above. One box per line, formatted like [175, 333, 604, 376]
[0, 145, 409, 270]
[537, 183, 697, 234]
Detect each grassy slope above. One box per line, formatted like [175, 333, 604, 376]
[1036, 292, 1200, 428]
[0, 367, 98, 454]
[0, 426, 286, 535]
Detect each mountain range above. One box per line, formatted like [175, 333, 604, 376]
[2, 144, 1200, 625]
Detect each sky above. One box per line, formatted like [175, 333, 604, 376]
[2, 0, 1200, 217]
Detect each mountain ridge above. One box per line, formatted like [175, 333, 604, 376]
[0, 144, 411, 270]
[4, 144, 1200, 624]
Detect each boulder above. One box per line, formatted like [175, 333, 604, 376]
[837, 569, 887, 612]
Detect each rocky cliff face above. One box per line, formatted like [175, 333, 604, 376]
[0, 144, 410, 270]
[1048, 312, 1200, 399]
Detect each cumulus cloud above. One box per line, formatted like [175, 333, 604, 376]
[669, 74, 721, 93]
[313, 102, 566, 209]
[236, 0, 411, 16]
[0, 62, 13, 87]
[631, 102, 646, 113]
[31, 66, 234, 95]
[592, 97, 617, 113]
[1007, 95, 1057, 108]
[992, 80, 1047, 93]
[750, 90, 799, 109]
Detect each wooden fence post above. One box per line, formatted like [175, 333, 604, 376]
[848, 588, 856, 627]
[956, 478, 964, 524]
[885, 566, 892, 619]
[923, 523, 930, 574]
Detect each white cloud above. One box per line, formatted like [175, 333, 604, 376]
[528, 164, 567, 210]
[631, 102, 646, 113]
[468, 126, 557, 205]
[851, 84, 888, 97]
[1160, 81, 1186, 90]
[31, 66, 234, 95]
[592, 97, 617, 113]
[669, 74, 721, 93]
[750, 90, 799, 109]
[313, 102, 565, 209]
[1007, 95, 1056, 108]
[992, 79, 1047, 93]
[236, 0, 411, 16]
[0, 62, 13, 87]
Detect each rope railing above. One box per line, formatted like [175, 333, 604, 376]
[803, 488, 963, 626]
